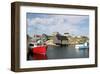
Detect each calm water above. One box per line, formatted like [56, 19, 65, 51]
[47, 45, 89, 59]
[28, 45, 89, 60]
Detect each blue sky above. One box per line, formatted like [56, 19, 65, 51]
[27, 13, 89, 37]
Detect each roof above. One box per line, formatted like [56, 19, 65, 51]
[56, 36, 68, 40]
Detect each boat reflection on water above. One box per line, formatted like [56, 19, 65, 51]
[33, 54, 47, 60]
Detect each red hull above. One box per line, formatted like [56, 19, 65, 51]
[32, 46, 47, 55]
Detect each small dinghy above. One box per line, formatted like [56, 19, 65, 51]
[75, 42, 89, 49]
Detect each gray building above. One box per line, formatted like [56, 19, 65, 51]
[53, 33, 68, 45]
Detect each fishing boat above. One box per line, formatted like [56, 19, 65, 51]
[28, 41, 47, 55]
[28, 37, 48, 55]
[32, 45, 47, 55]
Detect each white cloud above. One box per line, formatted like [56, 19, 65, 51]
[27, 17, 54, 26]
[27, 14, 89, 36]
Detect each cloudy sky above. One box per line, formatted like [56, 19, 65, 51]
[27, 13, 89, 37]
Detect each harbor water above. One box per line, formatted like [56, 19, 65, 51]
[28, 45, 89, 60]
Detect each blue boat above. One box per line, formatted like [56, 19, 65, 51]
[75, 42, 89, 49]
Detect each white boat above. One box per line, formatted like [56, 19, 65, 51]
[75, 42, 89, 49]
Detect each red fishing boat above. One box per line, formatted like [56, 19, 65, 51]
[28, 38, 48, 55]
[32, 45, 47, 55]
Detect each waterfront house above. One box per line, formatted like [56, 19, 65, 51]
[53, 33, 68, 45]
